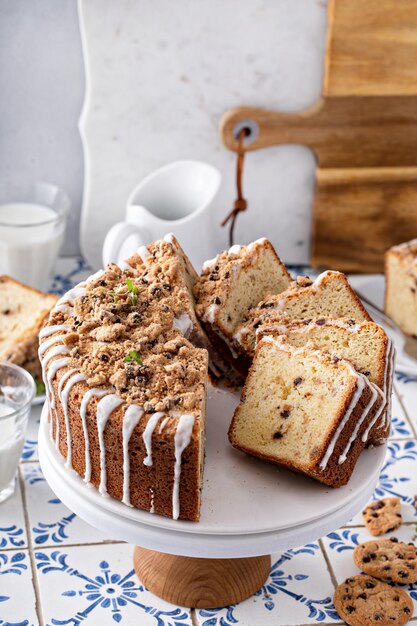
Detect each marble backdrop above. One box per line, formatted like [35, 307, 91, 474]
[78, 0, 327, 269]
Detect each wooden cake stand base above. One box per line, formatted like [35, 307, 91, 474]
[134, 547, 270, 608]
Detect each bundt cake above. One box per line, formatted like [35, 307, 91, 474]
[228, 336, 383, 487]
[193, 238, 291, 378]
[39, 235, 210, 521]
[40, 235, 393, 522]
[385, 239, 417, 337]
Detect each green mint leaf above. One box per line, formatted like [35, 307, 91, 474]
[126, 278, 133, 292]
[35, 380, 46, 396]
[124, 351, 142, 364]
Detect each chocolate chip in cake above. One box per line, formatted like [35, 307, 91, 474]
[374, 613, 384, 621]
[315, 318, 326, 326]
[2, 309, 10, 315]
[293, 377, 303, 386]
[213, 296, 221, 305]
[280, 409, 290, 418]
[273, 432, 283, 439]
[100, 354, 110, 362]
[162, 283, 171, 291]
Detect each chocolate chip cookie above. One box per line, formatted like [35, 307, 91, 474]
[353, 538, 417, 583]
[362, 497, 402, 536]
[334, 575, 413, 625]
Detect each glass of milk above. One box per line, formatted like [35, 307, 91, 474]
[0, 181, 70, 291]
[0, 361, 36, 503]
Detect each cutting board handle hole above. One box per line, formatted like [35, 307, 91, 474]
[233, 120, 259, 146]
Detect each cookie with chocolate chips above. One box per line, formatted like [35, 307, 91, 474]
[353, 538, 417, 584]
[362, 497, 402, 536]
[334, 574, 413, 625]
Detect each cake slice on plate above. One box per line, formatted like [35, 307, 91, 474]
[233, 270, 371, 363]
[0, 275, 57, 384]
[193, 238, 291, 378]
[228, 336, 380, 487]
[257, 318, 393, 445]
[385, 238, 417, 337]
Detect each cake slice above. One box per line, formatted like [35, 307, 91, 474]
[193, 238, 291, 378]
[0, 275, 57, 383]
[116, 233, 233, 383]
[257, 319, 393, 445]
[233, 270, 371, 362]
[228, 337, 380, 487]
[385, 239, 417, 337]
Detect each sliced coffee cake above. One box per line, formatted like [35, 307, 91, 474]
[385, 239, 417, 337]
[233, 270, 371, 362]
[228, 337, 380, 487]
[257, 319, 393, 445]
[194, 238, 291, 378]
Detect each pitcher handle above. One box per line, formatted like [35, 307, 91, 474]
[102, 222, 150, 266]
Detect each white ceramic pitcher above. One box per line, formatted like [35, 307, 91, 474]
[102, 160, 221, 269]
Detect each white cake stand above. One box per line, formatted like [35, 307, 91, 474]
[38, 387, 386, 608]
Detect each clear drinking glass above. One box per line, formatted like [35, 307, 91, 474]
[0, 361, 36, 503]
[0, 180, 70, 291]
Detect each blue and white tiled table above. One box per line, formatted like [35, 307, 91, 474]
[1, 258, 417, 626]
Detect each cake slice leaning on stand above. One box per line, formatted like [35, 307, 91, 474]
[39, 235, 210, 521]
[228, 335, 384, 487]
[256, 318, 394, 445]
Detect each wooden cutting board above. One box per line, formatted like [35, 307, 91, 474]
[220, 0, 417, 272]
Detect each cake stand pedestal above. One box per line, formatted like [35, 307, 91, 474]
[133, 548, 271, 608]
[38, 387, 386, 609]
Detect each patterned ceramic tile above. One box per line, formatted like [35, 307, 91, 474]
[322, 526, 417, 616]
[34, 543, 192, 625]
[346, 437, 417, 526]
[49, 256, 91, 295]
[21, 463, 108, 547]
[196, 544, 340, 626]
[21, 405, 42, 463]
[0, 549, 38, 625]
[0, 478, 27, 550]
[395, 373, 417, 437]
[391, 390, 414, 440]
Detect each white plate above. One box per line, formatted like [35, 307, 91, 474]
[32, 394, 46, 406]
[38, 383, 386, 538]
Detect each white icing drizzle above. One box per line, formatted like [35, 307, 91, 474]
[56, 285, 87, 307]
[54, 368, 78, 444]
[46, 357, 71, 409]
[202, 256, 217, 270]
[117, 260, 138, 274]
[39, 324, 69, 339]
[41, 344, 70, 368]
[362, 387, 387, 443]
[60, 373, 87, 469]
[159, 416, 170, 433]
[312, 270, 340, 288]
[80, 388, 110, 483]
[173, 312, 193, 337]
[319, 365, 366, 470]
[338, 381, 383, 464]
[205, 304, 217, 324]
[96, 394, 124, 495]
[38, 333, 66, 357]
[137, 246, 150, 263]
[247, 237, 267, 248]
[142, 412, 164, 466]
[122, 404, 144, 506]
[149, 487, 155, 514]
[228, 244, 243, 255]
[86, 269, 105, 282]
[51, 304, 75, 316]
[172, 413, 195, 520]
[163, 233, 175, 245]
